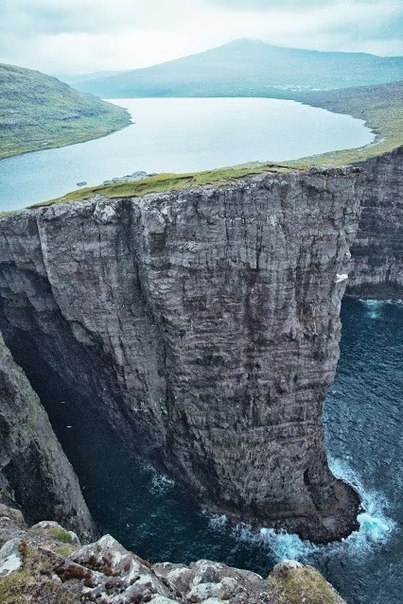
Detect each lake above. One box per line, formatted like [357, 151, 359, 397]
[0, 97, 374, 211]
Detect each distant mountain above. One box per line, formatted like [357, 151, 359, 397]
[60, 70, 124, 84]
[70, 39, 403, 98]
[0, 63, 130, 159]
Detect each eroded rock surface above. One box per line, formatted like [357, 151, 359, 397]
[348, 146, 403, 297]
[2, 146, 402, 541]
[0, 166, 366, 541]
[0, 333, 94, 539]
[0, 505, 346, 604]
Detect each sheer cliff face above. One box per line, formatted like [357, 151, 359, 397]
[0, 333, 94, 538]
[0, 168, 363, 542]
[348, 146, 403, 297]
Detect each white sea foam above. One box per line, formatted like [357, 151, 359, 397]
[360, 299, 382, 319]
[207, 514, 228, 530]
[329, 458, 395, 549]
[204, 458, 395, 565]
[150, 472, 175, 494]
[259, 528, 316, 562]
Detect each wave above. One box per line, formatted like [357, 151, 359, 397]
[360, 299, 383, 319]
[264, 458, 395, 563]
[149, 471, 175, 494]
[329, 458, 395, 551]
[206, 458, 396, 565]
[359, 298, 403, 319]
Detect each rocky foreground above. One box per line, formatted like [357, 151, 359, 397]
[0, 504, 345, 604]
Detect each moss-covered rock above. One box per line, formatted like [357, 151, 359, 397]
[269, 560, 345, 604]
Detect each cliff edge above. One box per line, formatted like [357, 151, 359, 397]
[0, 147, 402, 542]
[348, 146, 403, 296]
[0, 165, 367, 542]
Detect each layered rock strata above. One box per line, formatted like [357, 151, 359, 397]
[0, 504, 346, 604]
[348, 146, 403, 297]
[0, 333, 94, 539]
[0, 166, 366, 541]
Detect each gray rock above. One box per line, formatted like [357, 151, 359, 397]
[0, 506, 347, 603]
[0, 150, 401, 541]
[102, 170, 149, 185]
[0, 333, 95, 539]
[348, 146, 403, 297]
[0, 537, 23, 575]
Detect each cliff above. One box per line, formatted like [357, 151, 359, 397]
[0, 165, 367, 542]
[1, 145, 402, 543]
[348, 145, 403, 297]
[0, 333, 94, 539]
[0, 504, 346, 604]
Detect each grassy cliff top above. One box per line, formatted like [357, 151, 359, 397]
[28, 164, 293, 208]
[0, 63, 131, 159]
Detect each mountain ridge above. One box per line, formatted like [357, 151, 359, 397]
[68, 38, 403, 98]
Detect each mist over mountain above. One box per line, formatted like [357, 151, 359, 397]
[67, 39, 403, 98]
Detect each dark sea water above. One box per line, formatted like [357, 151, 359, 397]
[0, 97, 374, 211]
[39, 298, 402, 604]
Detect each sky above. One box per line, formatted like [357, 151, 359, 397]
[0, 0, 402, 76]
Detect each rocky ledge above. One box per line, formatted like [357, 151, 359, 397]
[0, 504, 345, 604]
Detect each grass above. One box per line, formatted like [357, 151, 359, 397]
[286, 80, 403, 167]
[0, 568, 31, 604]
[0, 546, 49, 604]
[47, 526, 73, 544]
[28, 163, 293, 208]
[270, 565, 340, 604]
[0, 63, 131, 159]
[53, 544, 77, 557]
[0, 545, 77, 604]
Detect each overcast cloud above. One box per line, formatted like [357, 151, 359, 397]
[0, 0, 402, 75]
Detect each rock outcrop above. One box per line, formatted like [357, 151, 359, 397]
[0, 504, 346, 604]
[348, 146, 403, 297]
[0, 165, 367, 542]
[0, 333, 94, 539]
[0, 147, 401, 541]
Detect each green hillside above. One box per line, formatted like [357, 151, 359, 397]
[289, 80, 403, 166]
[71, 39, 403, 98]
[0, 63, 131, 159]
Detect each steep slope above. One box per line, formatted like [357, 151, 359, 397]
[0, 63, 130, 159]
[71, 39, 403, 98]
[0, 166, 365, 543]
[0, 333, 94, 538]
[0, 148, 401, 543]
[348, 146, 403, 296]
